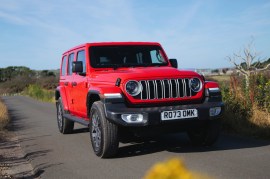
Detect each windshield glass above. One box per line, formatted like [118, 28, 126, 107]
[89, 45, 168, 68]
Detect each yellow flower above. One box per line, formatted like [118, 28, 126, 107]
[144, 158, 212, 179]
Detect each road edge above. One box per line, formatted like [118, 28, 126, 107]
[0, 130, 39, 179]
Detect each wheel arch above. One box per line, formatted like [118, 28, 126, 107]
[55, 87, 69, 111]
[55, 89, 60, 100]
[87, 90, 103, 118]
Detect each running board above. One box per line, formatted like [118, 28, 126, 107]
[63, 114, 89, 126]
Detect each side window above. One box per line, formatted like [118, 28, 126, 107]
[61, 56, 67, 76]
[68, 53, 74, 75]
[77, 50, 86, 73]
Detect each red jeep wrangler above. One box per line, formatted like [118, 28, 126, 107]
[55, 42, 224, 158]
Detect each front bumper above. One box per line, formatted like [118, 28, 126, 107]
[104, 97, 224, 127]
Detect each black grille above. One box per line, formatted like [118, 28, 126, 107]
[137, 79, 194, 100]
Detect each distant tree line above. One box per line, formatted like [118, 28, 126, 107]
[210, 58, 270, 75]
[0, 66, 34, 82]
[0, 66, 59, 94]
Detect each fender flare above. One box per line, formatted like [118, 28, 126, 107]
[55, 86, 69, 111]
[86, 90, 103, 117]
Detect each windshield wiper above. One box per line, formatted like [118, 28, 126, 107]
[111, 64, 122, 70]
[112, 63, 137, 69]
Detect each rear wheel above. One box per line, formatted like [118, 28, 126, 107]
[187, 120, 221, 146]
[56, 97, 74, 134]
[90, 101, 119, 158]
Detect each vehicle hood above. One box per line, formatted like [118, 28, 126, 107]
[91, 67, 201, 84]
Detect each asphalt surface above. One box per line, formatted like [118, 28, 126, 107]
[2, 96, 270, 179]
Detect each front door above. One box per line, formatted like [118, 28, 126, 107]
[70, 50, 88, 118]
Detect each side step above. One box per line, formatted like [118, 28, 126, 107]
[63, 114, 89, 126]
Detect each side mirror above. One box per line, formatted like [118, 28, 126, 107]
[72, 61, 83, 73]
[169, 59, 178, 68]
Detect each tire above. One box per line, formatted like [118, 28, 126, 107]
[90, 101, 119, 158]
[56, 97, 74, 134]
[187, 120, 221, 146]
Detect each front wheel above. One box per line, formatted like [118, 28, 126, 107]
[90, 101, 119, 158]
[187, 120, 221, 146]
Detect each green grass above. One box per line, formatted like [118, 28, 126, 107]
[24, 84, 54, 103]
[205, 75, 231, 83]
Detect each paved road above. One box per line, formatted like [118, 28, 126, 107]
[2, 96, 270, 179]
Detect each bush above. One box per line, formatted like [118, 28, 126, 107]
[220, 73, 270, 138]
[250, 73, 270, 112]
[36, 76, 59, 90]
[0, 75, 35, 95]
[25, 84, 54, 103]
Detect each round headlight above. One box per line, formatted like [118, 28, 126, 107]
[189, 78, 202, 92]
[125, 80, 142, 96]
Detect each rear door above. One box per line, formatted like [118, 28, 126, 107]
[59, 55, 68, 88]
[65, 52, 75, 113]
[59, 55, 69, 109]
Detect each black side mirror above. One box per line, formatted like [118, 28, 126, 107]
[72, 61, 83, 73]
[169, 59, 178, 68]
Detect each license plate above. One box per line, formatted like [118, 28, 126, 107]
[161, 109, 198, 120]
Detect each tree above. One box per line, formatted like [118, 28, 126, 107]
[211, 69, 219, 74]
[0, 66, 35, 82]
[227, 40, 270, 90]
[222, 68, 229, 74]
[39, 70, 55, 77]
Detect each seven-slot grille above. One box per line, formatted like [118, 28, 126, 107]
[135, 79, 196, 100]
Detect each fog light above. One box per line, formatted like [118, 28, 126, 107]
[209, 107, 221, 117]
[121, 114, 143, 123]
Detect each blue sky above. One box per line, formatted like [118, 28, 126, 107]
[0, 0, 270, 70]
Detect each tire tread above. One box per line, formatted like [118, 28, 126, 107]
[91, 101, 119, 158]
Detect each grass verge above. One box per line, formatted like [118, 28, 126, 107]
[222, 105, 270, 139]
[207, 75, 270, 139]
[23, 84, 54, 103]
[0, 98, 9, 131]
[0, 98, 12, 178]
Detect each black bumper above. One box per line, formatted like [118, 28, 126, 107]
[104, 97, 224, 127]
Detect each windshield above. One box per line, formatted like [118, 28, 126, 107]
[89, 45, 168, 68]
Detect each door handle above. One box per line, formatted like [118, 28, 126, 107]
[72, 82, 77, 86]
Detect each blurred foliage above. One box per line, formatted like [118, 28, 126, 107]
[144, 158, 211, 179]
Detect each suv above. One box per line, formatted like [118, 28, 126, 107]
[55, 42, 224, 158]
